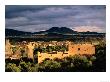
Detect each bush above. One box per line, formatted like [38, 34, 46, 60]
[5, 42, 106, 72]
[5, 63, 21, 72]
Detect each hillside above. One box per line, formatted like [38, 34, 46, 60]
[5, 28, 31, 36]
[5, 27, 104, 36]
[46, 27, 77, 34]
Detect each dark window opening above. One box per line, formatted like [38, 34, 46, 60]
[78, 48, 80, 51]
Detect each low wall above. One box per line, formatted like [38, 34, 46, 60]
[38, 52, 69, 63]
[38, 44, 95, 63]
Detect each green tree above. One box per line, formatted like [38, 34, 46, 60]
[5, 63, 21, 72]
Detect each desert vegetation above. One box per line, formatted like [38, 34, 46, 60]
[5, 41, 106, 72]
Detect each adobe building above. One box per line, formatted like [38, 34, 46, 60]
[5, 39, 13, 58]
[38, 42, 95, 63]
[68, 43, 95, 55]
[5, 40, 95, 63]
[27, 42, 35, 59]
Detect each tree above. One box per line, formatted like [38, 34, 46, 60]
[5, 63, 21, 72]
[19, 61, 28, 72]
[92, 44, 106, 72]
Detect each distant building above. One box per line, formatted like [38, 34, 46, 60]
[68, 42, 95, 55]
[38, 42, 95, 63]
[5, 39, 13, 58]
[5, 40, 95, 63]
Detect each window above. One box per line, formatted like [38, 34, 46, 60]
[39, 56, 41, 57]
[78, 48, 80, 51]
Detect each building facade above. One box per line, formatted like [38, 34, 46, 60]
[5, 40, 95, 63]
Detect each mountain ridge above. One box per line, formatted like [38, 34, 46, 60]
[5, 27, 104, 36]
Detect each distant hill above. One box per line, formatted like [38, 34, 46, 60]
[5, 27, 104, 36]
[46, 27, 77, 34]
[5, 28, 31, 36]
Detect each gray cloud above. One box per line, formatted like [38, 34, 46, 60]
[5, 5, 106, 33]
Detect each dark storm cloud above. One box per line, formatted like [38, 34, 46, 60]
[5, 5, 50, 18]
[5, 5, 106, 32]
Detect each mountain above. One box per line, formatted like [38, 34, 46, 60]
[5, 27, 103, 36]
[5, 28, 31, 36]
[46, 27, 77, 34]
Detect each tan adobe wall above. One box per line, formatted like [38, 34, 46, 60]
[5, 40, 95, 63]
[5, 40, 13, 57]
[68, 43, 95, 55]
[38, 52, 69, 63]
[26, 42, 39, 59]
[38, 43, 95, 63]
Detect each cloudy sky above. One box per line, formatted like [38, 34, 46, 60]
[5, 5, 106, 33]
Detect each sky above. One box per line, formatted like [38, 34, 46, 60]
[5, 5, 106, 33]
